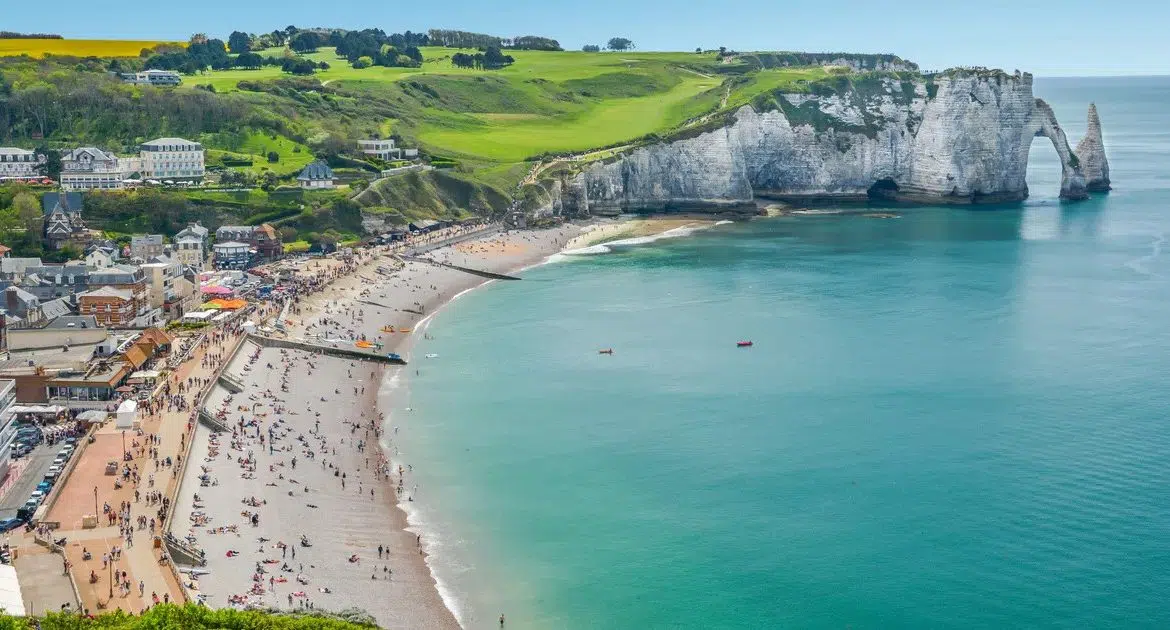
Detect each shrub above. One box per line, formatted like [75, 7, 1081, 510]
[267, 151, 280, 163]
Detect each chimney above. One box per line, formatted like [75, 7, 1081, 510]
[4, 287, 17, 315]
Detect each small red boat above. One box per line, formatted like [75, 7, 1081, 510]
[736, 341, 753, 347]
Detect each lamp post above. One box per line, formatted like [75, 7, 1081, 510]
[121, 430, 126, 460]
[108, 556, 113, 600]
[93, 486, 98, 521]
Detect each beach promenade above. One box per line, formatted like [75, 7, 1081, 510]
[25, 328, 246, 614]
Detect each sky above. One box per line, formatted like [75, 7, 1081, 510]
[4, 0, 1167, 76]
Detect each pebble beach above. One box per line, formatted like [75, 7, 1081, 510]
[168, 226, 579, 628]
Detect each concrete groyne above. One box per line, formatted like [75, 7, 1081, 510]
[398, 255, 522, 281]
[247, 333, 407, 365]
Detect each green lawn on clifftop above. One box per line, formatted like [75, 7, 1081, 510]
[188, 47, 829, 164]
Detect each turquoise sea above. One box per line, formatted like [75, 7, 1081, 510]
[391, 76, 1170, 628]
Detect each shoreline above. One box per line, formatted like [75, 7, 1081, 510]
[172, 216, 719, 627]
[367, 215, 730, 626]
[171, 226, 579, 628]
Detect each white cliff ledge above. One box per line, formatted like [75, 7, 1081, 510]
[546, 70, 1109, 215]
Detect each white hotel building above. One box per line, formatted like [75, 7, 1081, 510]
[139, 137, 205, 182]
[60, 147, 134, 190]
[0, 148, 43, 181]
[59, 138, 204, 190]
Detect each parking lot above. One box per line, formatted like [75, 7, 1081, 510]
[0, 442, 73, 521]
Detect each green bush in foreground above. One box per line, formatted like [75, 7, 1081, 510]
[3, 604, 377, 629]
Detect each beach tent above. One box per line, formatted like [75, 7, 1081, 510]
[116, 399, 137, 429]
[78, 410, 109, 425]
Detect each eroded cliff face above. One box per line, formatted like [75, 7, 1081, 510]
[554, 71, 1105, 215]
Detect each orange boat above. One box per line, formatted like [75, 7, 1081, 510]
[399, 328, 412, 333]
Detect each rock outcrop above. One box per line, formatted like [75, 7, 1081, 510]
[1075, 103, 1111, 191]
[548, 70, 1104, 215]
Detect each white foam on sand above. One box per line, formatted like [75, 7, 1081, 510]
[555, 222, 724, 259]
[377, 369, 472, 627]
[399, 487, 470, 627]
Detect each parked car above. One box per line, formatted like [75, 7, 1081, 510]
[46, 464, 62, 475]
[0, 517, 23, 533]
[36, 481, 52, 492]
[29, 490, 44, 501]
[63, 437, 77, 446]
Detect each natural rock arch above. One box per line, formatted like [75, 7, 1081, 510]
[1028, 98, 1088, 200]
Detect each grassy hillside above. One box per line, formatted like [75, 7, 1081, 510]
[0, 37, 909, 233]
[0, 38, 178, 57]
[183, 46, 835, 164]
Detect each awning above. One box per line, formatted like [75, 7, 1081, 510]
[131, 370, 161, 379]
[204, 298, 246, 310]
[0, 565, 26, 616]
[200, 285, 233, 295]
[10, 405, 65, 415]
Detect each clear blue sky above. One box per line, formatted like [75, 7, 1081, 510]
[5, 0, 1166, 76]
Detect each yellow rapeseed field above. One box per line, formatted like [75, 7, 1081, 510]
[0, 39, 179, 58]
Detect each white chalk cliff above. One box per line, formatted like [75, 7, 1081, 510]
[550, 70, 1108, 215]
[1074, 103, 1111, 192]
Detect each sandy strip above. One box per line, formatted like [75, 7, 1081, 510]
[563, 215, 721, 251]
[172, 227, 578, 628]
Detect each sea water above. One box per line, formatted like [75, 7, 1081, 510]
[392, 76, 1170, 628]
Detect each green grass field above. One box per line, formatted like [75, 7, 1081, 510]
[202, 131, 315, 176]
[418, 74, 717, 161]
[0, 38, 178, 57]
[188, 46, 737, 162]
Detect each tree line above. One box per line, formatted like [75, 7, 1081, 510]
[451, 47, 515, 70]
[581, 38, 634, 52]
[333, 29, 423, 68]
[0, 66, 265, 147]
[427, 29, 561, 51]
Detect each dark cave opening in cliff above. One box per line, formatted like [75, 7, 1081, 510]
[867, 178, 900, 201]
